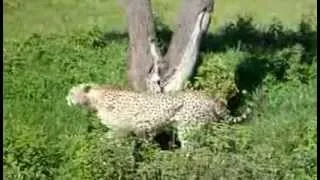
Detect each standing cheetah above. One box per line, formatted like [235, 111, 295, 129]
[66, 83, 252, 148]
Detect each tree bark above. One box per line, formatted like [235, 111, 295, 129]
[120, 0, 214, 92]
[160, 0, 214, 92]
[120, 0, 161, 91]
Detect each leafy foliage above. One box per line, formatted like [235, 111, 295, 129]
[4, 3, 316, 180]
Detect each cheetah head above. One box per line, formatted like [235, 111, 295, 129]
[66, 83, 96, 107]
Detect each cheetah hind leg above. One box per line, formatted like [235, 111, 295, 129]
[177, 124, 195, 153]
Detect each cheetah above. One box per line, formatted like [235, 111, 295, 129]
[66, 83, 252, 148]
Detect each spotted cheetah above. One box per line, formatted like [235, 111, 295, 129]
[66, 83, 252, 148]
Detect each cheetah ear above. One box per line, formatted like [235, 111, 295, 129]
[83, 84, 92, 93]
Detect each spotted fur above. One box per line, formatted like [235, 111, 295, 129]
[66, 83, 252, 148]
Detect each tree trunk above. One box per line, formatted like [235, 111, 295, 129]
[120, 0, 161, 91]
[120, 0, 214, 92]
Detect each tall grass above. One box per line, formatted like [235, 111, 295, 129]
[4, 0, 316, 179]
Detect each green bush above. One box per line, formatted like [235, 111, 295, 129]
[4, 122, 63, 179]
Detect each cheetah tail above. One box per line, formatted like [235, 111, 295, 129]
[224, 101, 254, 124]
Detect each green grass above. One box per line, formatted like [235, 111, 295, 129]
[4, 0, 316, 40]
[4, 0, 317, 179]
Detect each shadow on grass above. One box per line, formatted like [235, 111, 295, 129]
[90, 15, 316, 150]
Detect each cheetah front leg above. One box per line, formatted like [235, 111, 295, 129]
[133, 124, 157, 144]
